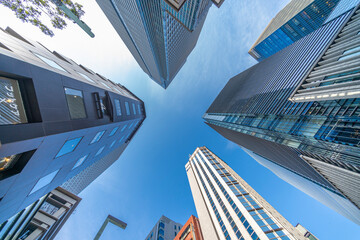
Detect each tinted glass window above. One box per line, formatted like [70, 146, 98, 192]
[76, 71, 95, 83]
[138, 104, 141, 114]
[109, 127, 119, 136]
[115, 99, 122, 116]
[132, 103, 136, 114]
[0, 77, 27, 125]
[29, 170, 59, 195]
[64, 88, 86, 119]
[56, 137, 82, 158]
[125, 102, 130, 115]
[72, 155, 88, 170]
[33, 53, 67, 72]
[96, 146, 105, 156]
[90, 130, 105, 144]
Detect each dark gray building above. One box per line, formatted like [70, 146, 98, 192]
[204, 3, 360, 225]
[0, 27, 146, 224]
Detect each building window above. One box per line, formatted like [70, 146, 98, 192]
[0, 77, 28, 125]
[109, 127, 119, 136]
[100, 82, 110, 89]
[125, 102, 130, 115]
[159, 222, 165, 229]
[110, 140, 116, 148]
[132, 103, 137, 114]
[90, 130, 105, 144]
[33, 52, 67, 72]
[29, 169, 59, 195]
[76, 71, 95, 83]
[115, 99, 122, 116]
[56, 137, 82, 158]
[72, 154, 88, 170]
[95, 146, 105, 156]
[121, 125, 127, 132]
[0, 154, 21, 172]
[64, 87, 87, 119]
[138, 104, 141, 114]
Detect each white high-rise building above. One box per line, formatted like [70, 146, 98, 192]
[186, 147, 311, 240]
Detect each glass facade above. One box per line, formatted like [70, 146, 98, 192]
[250, 0, 339, 61]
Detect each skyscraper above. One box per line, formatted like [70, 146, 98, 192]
[145, 215, 182, 240]
[248, 0, 340, 61]
[0, 187, 81, 240]
[0, 27, 146, 224]
[204, 2, 360, 225]
[186, 147, 311, 240]
[95, 0, 224, 89]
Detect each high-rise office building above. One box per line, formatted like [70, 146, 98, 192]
[0, 187, 81, 240]
[0, 27, 146, 224]
[145, 215, 182, 240]
[204, 2, 360, 225]
[174, 215, 203, 240]
[248, 0, 340, 61]
[186, 147, 312, 240]
[95, 0, 224, 89]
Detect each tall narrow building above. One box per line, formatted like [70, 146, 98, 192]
[0, 27, 146, 224]
[95, 0, 224, 89]
[204, 2, 360, 225]
[186, 147, 311, 240]
[144, 215, 182, 240]
[248, 0, 340, 61]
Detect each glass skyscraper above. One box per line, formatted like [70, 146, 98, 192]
[145, 215, 182, 240]
[248, 0, 340, 61]
[186, 147, 314, 240]
[96, 0, 224, 89]
[204, 2, 360, 225]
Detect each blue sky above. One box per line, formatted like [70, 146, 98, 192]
[1, 0, 360, 239]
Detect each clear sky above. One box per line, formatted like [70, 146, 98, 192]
[1, 0, 359, 239]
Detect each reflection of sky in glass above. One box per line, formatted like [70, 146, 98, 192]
[29, 170, 59, 195]
[90, 131, 105, 144]
[72, 155, 89, 170]
[64, 88, 83, 97]
[56, 137, 82, 158]
[76, 71, 95, 83]
[96, 146, 105, 156]
[34, 52, 67, 72]
[109, 127, 119, 136]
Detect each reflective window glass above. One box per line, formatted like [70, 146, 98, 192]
[33, 53, 67, 72]
[132, 103, 136, 114]
[72, 155, 88, 170]
[90, 130, 105, 144]
[76, 71, 95, 83]
[56, 137, 82, 158]
[115, 99, 122, 116]
[29, 169, 59, 195]
[125, 102, 130, 115]
[0, 77, 27, 125]
[64, 88, 86, 119]
[109, 127, 119, 136]
[96, 146, 105, 156]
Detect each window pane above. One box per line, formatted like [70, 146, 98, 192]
[0, 154, 21, 172]
[29, 170, 59, 195]
[56, 137, 82, 158]
[109, 127, 119, 136]
[90, 130, 105, 144]
[110, 140, 116, 148]
[125, 102, 130, 115]
[132, 103, 136, 114]
[115, 99, 122, 116]
[96, 146, 105, 156]
[72, 155, 88, 170]
[33, 53, 67, 72]
[76, 71, 95, 83]
[121, 125, 127, 132]
[64, 88, 86, 119]
[138, 104, 141, 114]
[0, 77, 27, 125]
